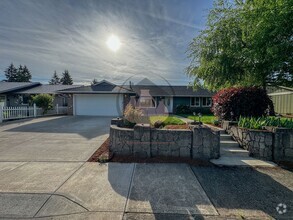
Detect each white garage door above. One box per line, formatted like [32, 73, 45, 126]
[74, 94, 123, 116]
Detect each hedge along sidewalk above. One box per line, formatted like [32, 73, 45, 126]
[109, 123, 220, 160]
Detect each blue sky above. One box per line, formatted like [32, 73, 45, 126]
[0, 0, 213, 85]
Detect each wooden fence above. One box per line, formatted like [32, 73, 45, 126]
[0, 104, 68, 123]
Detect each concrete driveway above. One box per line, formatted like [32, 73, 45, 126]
[0, 116, 110, 161]
[0, 116, 292, 219]
[0, 116, 218, 219]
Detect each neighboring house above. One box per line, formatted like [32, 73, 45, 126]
[0, 82, 79, 107]
[60, 80, 214, 116]
[0, 82, 40, 106]
[267, 86, 293, 114]
[15, 84, 81, 107]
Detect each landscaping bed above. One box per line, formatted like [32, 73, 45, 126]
[87, 137, 113, 162]
[164, 124, 189, 129]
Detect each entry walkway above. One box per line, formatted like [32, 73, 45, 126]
[211, 132, 276, 167]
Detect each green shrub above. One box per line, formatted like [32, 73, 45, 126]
[191, 107, 212, 115]
[213, 120, 220, 126]
[153, 120, 163, 128]
[238, 116, 293, 130]
[175, 105, 192, 114]
[32, 94, 54, 113]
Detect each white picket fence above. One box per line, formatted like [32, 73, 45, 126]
[0, 104, 68, 123]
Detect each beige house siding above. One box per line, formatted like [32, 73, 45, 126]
[268, 86, 293, 114]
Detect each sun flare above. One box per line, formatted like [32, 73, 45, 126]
[106, 35, 121, 52]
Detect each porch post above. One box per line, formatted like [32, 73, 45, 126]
[0, 105, 3, 123]
[56, 104, 59, 114]
[33, 103, 37, 117]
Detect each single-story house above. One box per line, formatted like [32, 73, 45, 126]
[267, 86, 293, 114]
[60, 80, 214, 116]
[0, 82, 79, 107]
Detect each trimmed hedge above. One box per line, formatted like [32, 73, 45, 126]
[175, 104, 192, 114]
[175, 105, 212, 115]
[211, 87, 274, 120]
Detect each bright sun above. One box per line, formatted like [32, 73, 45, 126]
[106, 35, 121, 52]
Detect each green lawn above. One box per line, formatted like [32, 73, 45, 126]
[179, 114, 217, 124]
[149, 115, 185, 126]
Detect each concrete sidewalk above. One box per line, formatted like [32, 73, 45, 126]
[0, 162, 292, 219]
[0, 116, 292, 219]
[0, 162, 218, 219]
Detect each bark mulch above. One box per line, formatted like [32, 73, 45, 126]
[87, 138, 113, 162]
[164, 124, 190, 129]
[88, 137, 214, 166]
[278, 161, 293, 171]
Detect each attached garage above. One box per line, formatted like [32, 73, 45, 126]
[73, 94, 123, 116]
[58, 80, 134, 116]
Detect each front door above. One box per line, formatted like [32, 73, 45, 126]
[163, 97, 173, 113]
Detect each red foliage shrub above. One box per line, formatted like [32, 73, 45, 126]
[211, 87, 274, 120]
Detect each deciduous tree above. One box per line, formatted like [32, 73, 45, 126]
[187, 0, 293, 90]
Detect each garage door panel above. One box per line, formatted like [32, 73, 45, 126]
[74, 94, 123, 116]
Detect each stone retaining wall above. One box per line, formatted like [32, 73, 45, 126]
[228, 126, 273, 160]
[109, 126, 133, 156]
[109, 123, 220, 160]
[273, 128, 293, 162]
[193, 127, 220, 160]
[223, 120, 293, 162]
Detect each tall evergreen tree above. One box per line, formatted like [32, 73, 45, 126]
[14, 65, 31, 82]
[60, 70, 73, 85]
[49, 71, 61, 85]
[21, 65, 32, 82]
[4, 63, 18, 82]
[91, 78, 98, 85]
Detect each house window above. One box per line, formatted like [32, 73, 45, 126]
[22, 96, 29, 105]
[202, 97, 212, 107]
[62, 97, 68, 106]
[0, 95, 5, 106]
[139, 98, 156, 108]
[190, 97, 200, 107]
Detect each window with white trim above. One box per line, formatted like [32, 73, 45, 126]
[0, 95, 5, 106]
[202, 97, 212, 107]
[139, 97, 156, 108]
[190, 97, 200, 107]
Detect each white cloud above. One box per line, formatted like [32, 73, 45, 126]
[0, 0, 213, 84]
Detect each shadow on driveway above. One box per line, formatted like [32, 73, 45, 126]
[108, 163, 218, 220]
[191, 166, 293, 219]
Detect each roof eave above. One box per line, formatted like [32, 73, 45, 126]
[0, 82, 41, 94]
[58, 91, 135, 94]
